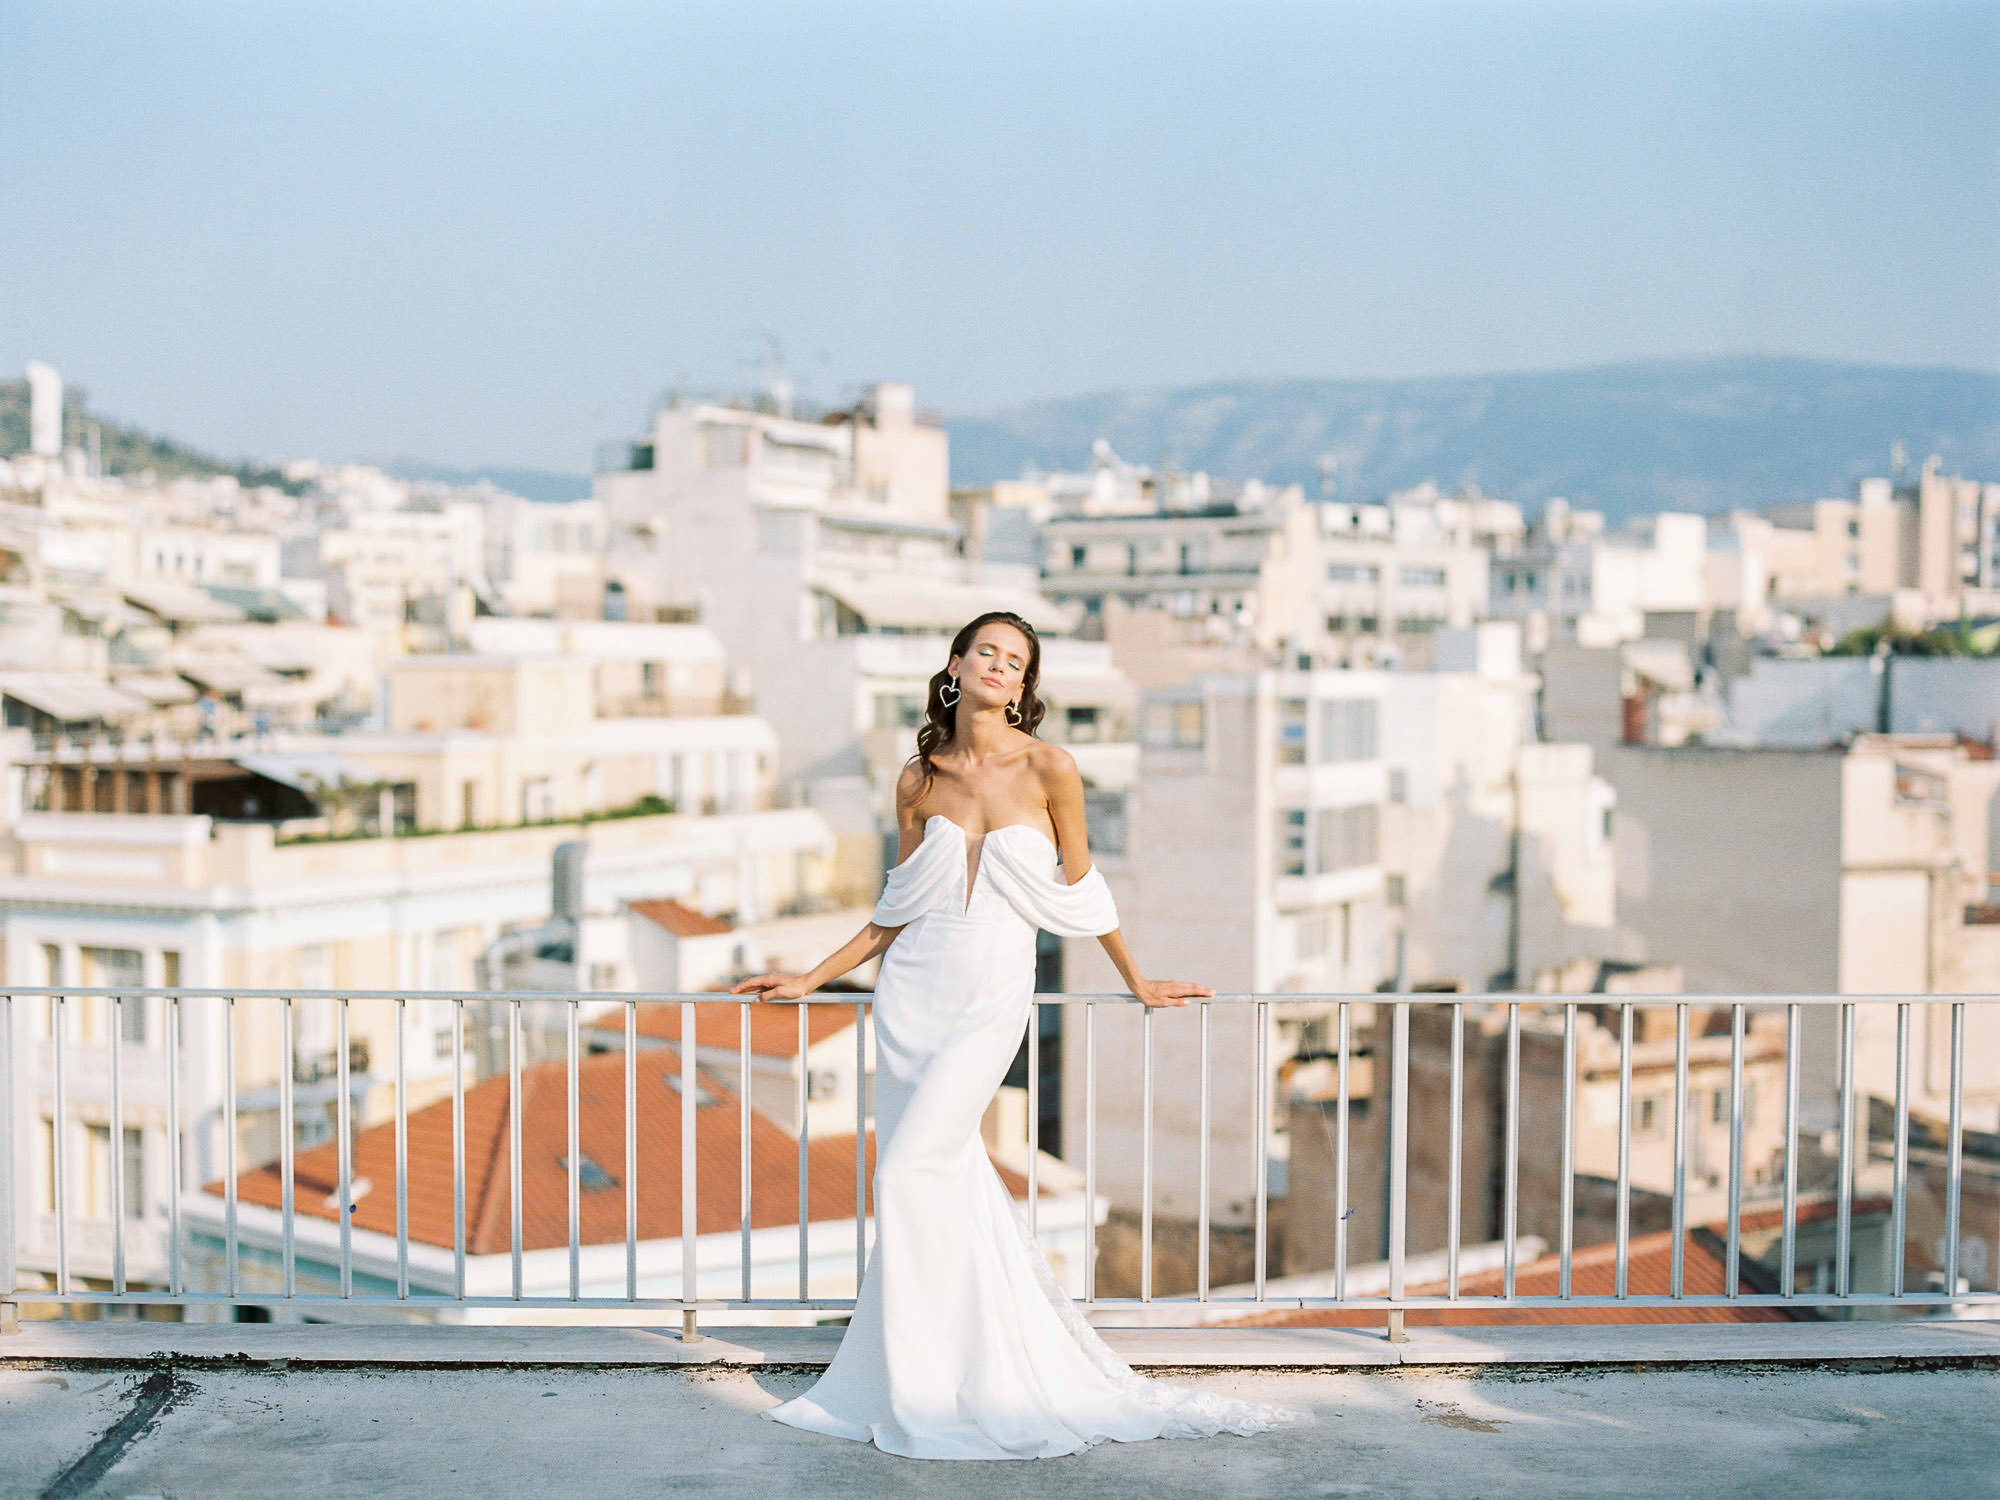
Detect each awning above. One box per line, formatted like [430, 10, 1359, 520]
[122, 581, 246, 626]
[0, 672, 150, 722]
[231, 752, 383, 793]
[172, 655, 281, 695]
[201, 585, 305, 623]
[111, 673, 201, 706]
[814, 578, 1079, 636]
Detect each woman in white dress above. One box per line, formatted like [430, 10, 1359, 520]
[730, 611, 1304, 1460]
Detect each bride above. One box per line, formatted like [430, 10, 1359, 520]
[730, 610, 1304, 1460]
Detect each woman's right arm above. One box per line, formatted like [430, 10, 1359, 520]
[729, 762, 927, 1002]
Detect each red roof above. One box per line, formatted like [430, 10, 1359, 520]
[629, 898, 733, 938]
[1223, 1228, 1798, 1329]
[587, 998, 863, 1058]
[206, 1052, 1048, 1252]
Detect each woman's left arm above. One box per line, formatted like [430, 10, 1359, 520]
[1040, 747, 1212, 1011]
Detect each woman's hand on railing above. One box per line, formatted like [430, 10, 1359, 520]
[1132, 978, 1213, 1009]
[728, 972, 812, 1001]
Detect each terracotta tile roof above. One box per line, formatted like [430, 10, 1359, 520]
[1223, 1229, 1789, 1328]
[628, 898, 733, 938]
[205, 1054, 1054, 1252]
[587, 998, 863, 1058]
[205, 1054, 881, 1252]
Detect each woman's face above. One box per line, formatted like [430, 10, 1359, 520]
[950, 623, 1033, 711]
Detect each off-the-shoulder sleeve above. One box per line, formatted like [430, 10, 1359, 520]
[982, 846, 1121, 937]
[871, 831, 958, 926]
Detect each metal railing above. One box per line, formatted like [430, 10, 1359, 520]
[3, 988, 1996, 1340]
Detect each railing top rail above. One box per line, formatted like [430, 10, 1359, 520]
[2, 986, 1996, 1006]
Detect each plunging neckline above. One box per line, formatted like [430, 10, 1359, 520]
[923, 813, 1058, 915]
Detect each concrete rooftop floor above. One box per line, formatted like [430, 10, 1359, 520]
[5, 1322, 1998, 1498]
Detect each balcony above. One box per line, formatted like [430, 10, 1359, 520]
[4, 989, 1998, 1491]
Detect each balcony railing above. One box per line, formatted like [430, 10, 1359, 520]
[3, 988, 1996, 1340]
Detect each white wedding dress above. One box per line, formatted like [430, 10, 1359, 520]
[763, 813, 1304, 1460]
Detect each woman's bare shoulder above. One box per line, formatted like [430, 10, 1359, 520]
[1026, 739, 1081, 787]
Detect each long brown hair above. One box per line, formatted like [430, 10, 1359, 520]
[908, 611, 1047, 795]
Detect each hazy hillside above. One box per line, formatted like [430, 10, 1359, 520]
[0, 379, 302, 494]
[948, 357, 2000, 522]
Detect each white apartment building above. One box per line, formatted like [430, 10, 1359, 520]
[289, 502, 485, 644]
[1315, 484, 1503, 668]
[1036, 488, 1321, 653]
[1059, 667, 1390, 1230]
[1379, 623, 1620, 994]
[478, 493, 604, 619]
[1490, 501, 1707, 647]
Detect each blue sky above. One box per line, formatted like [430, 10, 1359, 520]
[2, 0, 1994, 471]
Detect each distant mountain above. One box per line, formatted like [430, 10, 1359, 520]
[947, 356, 2000, 523]
[376, 460, 592, 505]
[0, 379, 303, 494]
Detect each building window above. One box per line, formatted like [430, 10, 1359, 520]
[1314, 804, 1380, 874]
[1141, 697, 1204, 749]
[874, 693, 925, 730]
[1278, 808, 1308, 878]
[1296, 910, 1331, 958]
[1385, 874, 1406, 907]
[1636, 1096, 1661, 1137]
[1710, 1089, 1727, 1125]
[1071, 544, 1086, 569]
[1319, 699, 1380, 762]
[1326, 562, 1380, 584]
[1064, 704, 1102, 743]
[1082, 787, 1127, 855]
[1388, 768, 1408, 804]
[1279, 697, 1309, 764]
[1399, 565, 1448, 588]
[1325, 614, 1347, 633]
[123, 1127, 145, 1219]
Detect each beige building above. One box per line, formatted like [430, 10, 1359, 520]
[1060, 667, 1391, 1235]
[1604, 735, 2000, 1134]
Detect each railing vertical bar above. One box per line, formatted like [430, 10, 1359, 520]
[683, 999, 700, 1335]
[452, 998, 465, 1301]
[1503, 1000, 1520, 1299]
[1254, 1000, 1270, 1303]
[396, 996, 410, 1301]
[109, 994, 125, 1297]
[567, 999, 581, 1302]
[509, 999, 523, 1301]
[1027, 1002, 1040, 1238]
[1198, 1002, 1211, 1302]
[0, 995, 13, 1308]
[1084, 1004, 1096, 1305]
[167, 993, 182, 1297]
[333, 996, 347, 1299]
[281, 996, 295, 1299]
[1781, 1002, 1800, 1302]
[227, 994, 241, 1298]
[796, 1002, 808, 1304]
[1559, 1002, 1576, 1299]
[1140, 1005, 1154, 1303]
[855, 1000, 867, 1283]
[625, 1000, 638, 1304]
[739, 1002, 751, 1303]
[1836, 1002, 1855, 1298]
[1891, 1001, 1910, 1299]
[1615, 1001, 1632, 1300]
[1340, 1000, 1355, 1301]
[1946, 1003, 1965, 1299]
[1726, 1003, 1744, 1297]
[52, 994, 68, 1295]
[1386, 999, 1409, 1340]
[1670, 1001, 1688, 1298]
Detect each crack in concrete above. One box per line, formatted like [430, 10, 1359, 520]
[38, 1364, 192, 1500]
